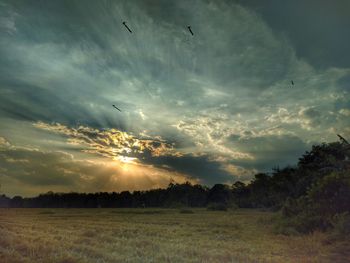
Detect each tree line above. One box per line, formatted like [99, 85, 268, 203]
[1, 139, 349, 233]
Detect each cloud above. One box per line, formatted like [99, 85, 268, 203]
[0, 135, 193, 197]
[33, 122, 246, 186]
[173, 113, 254, 160]
[339, 108, 350, 117]
[0, 136, 10, 148]
[0, 2, 18, 35]
[265, 106, 323, 130]
[143, 154, 240, 185]
[0, 0, 349, 195]
[235, 0, 350, 69]
[33, 121, 177, 160]
[226, 134, 309, 170]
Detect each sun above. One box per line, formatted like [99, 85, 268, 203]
[116, 156, 137, 164]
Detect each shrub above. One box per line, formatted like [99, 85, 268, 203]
[307, 172, 350, 216]
[273, 219, 300, 236]
[330, 212, 350, 239]
[274, 211, 329, 235]
[278, 172, 350, 234]
[281, 196, 308, 217]
[227, 202, 239, 210]
[290, 213, 329, 233]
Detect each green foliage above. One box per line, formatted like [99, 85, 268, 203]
[298, 142, 348, 172]
[273, 215, 300, 236]
[307, 172, 350, 216]
[330, 212, 350, 239]
[207, 184, 233, 205]
[271, 140, 350, 235]
[285, 213, 328, 234]
[279, 171, 350, 234]
[0, 195, 10, 208]
[227, 201, 239, 210]
[281, 196, 309, 217]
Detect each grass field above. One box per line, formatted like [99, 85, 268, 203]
[0, 208, 349, 263]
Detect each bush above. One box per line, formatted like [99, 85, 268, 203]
[207, 202, 227, 211]
[278, 172, 350, 234]
[330, 212, 350, 239]
[273, 219, 300, 236]
[290, 213, 329, 233]
[227, 202, 239, 210]
[281, 196, 308, 217]
[307, 172, 350, 216]
[274, 211, 328, 235]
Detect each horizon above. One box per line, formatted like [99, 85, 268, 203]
[1, 0, 350, 197]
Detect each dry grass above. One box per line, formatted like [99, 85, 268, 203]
[0, 208, 348, 263]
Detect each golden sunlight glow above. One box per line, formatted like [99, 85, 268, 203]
[98, 158, 197, 191]
[114, 155, 138, 164]
[34, 122, 176, 160]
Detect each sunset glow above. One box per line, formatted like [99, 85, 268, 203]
[0, 0, 349, 196]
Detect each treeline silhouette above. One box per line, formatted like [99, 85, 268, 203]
[1, 140, 349, 233]
[0, 140, 349, 210]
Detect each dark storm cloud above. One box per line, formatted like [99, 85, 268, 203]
[143, 154, 236, 185]
[0, 78, 126, 129]
[235, 0, 350, 69]
[0, 137, 79, 187]
[0, 0, 149, 129]
[336, 74, 350, 96]
[227, 134, 309, 171]
[0, 149, 77, 186]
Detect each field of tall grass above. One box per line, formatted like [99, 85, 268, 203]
[0, 208, 348, 262]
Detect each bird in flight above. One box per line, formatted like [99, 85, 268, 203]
[112, 105, 122, 112]
[337, 134, 349, 145]
[187, 26, 194, 36]
[122, 21, 132, 33]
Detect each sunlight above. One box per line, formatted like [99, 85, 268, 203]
[115, 155, 138, 164]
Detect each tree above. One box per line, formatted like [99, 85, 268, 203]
[207, 184, 233, 205]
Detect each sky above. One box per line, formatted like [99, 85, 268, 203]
[0, 0, 349, 197]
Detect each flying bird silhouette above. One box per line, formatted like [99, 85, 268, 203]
[122, 21, 132, 33]
[187, 26, 194, 36]
[337, 134, 349, 145]
[112, 105, 122, 112]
